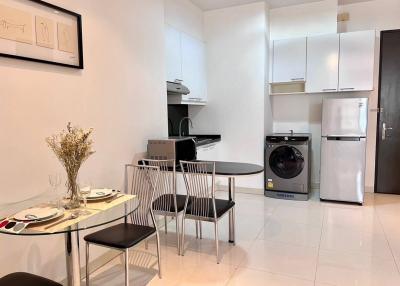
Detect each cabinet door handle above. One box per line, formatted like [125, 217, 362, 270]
[291, 78, 304, 81]
[174, 79, 183, 83]
[322, 88, 337, 92]
[340, 87, 355, 91]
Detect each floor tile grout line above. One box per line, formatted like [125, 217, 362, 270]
[235, 212, 269, 270]
[313, 202, 326, 286]
[375, 209, 400, 274]
[234, 264, 317, 283]
[226, 266, 316, 285]
[223, 205, 274, 285]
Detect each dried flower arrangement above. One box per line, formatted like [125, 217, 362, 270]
[46, 123, 95, 209]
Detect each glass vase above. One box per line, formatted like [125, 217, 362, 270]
[66, 172, 81, 209]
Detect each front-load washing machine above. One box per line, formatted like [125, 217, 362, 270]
[264, 133, 311, 201]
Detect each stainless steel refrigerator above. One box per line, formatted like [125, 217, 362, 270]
[320, 98, 368, 204]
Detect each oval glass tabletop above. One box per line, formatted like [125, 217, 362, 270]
[0, 191, 139, 236]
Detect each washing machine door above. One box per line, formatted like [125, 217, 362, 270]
[269, 145, 305, 179]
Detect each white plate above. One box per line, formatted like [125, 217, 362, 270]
[86, 189, 113, 199]
[14, 207, 59, 222]
[29, 208, 65, 225]
[85, 192, 118, 202]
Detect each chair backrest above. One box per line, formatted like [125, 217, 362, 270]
[141, 159, 176, 213]
[124, 164, 159, 226]
[180, 161, 216, 218]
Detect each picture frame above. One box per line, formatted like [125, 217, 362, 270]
[0, 0, 83, 69]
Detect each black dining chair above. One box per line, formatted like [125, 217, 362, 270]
[141, 159, 188, 254]
[180, 161, 236, 264]
[0, 272, 62, 286]
[84, 164, 161, 286]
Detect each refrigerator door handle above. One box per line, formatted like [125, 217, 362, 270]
[326, 137, 362, 141]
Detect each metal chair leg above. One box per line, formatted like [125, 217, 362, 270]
[125, 249, 129, 286]
[199, 221, 203, 239]
[232, 207, 236, 245]
[164, 215, 168, 234]
[175, 213, 180, 254]
[214, 221, 220, 264]
[181, 216, 186, 256]
[145, 239, 149, 250]
[156, 230, 162, 278]
[85, 242, 90, 286]
[195, 220, 199, 239]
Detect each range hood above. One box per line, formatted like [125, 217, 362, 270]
[167, 81, 205, 105]
[167, 81, 190, 95]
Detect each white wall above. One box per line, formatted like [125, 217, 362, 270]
[165, 0, 204, 40]
[338, 0, 400, 33]
[189, 2, 270, 190]
[270, 0, 338, 40]
[0, 0, 167, 281]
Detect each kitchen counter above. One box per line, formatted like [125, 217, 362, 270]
[168, 134, 221, 147]
[192, 134, 221, 147]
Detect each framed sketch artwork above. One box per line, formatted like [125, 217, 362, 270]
[0, 0, 83, 69]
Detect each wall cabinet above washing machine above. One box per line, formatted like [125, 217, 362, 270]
[271, 37, 307, 84]
[306, 34, 340, 93]
[269, 30, 376, 95]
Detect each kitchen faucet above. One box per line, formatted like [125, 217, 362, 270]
[179, 117, 193, 137]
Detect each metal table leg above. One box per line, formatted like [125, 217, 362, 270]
[65, 230, 81, 286]
[228, 177, 235, 244]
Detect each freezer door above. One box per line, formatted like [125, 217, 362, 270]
[322, 98, 368, 136]
[320, 137, 366, 203]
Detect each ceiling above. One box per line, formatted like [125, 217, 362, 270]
[190, 0, 372, 10]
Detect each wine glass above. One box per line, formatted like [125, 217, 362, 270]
[79, 182, 92, 209]
[49, 174, 61, 192]
[49, 174, 62, 209]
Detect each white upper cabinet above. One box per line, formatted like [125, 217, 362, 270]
[272, 37, 307, 83]
[339, 30, 375, 92]
[165, 26, 207, 104]
[165, 26, 182, 83]
[306, 34, 339, 93]
[181, 33, 207, 102]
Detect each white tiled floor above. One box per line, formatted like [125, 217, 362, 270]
[89, 190, 400, 286]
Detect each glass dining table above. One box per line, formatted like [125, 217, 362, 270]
[0, 191, 139, 286]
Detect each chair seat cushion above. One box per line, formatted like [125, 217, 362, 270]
[0, 272, 62, 286]
[84, 223, 156, 249]
[186, 198, 235, 218]
[153, 194, 188, 213]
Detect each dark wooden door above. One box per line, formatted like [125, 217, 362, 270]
[375, 30, 400, 194]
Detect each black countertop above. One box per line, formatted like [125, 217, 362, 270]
[168, 134, 221, 147]
[192, 134, 221, 147]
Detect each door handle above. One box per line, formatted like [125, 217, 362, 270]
[382, 122, 393, 140]
[370, 108, 383, 113]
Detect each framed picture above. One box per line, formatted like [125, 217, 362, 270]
[0, 0, 83, 69]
